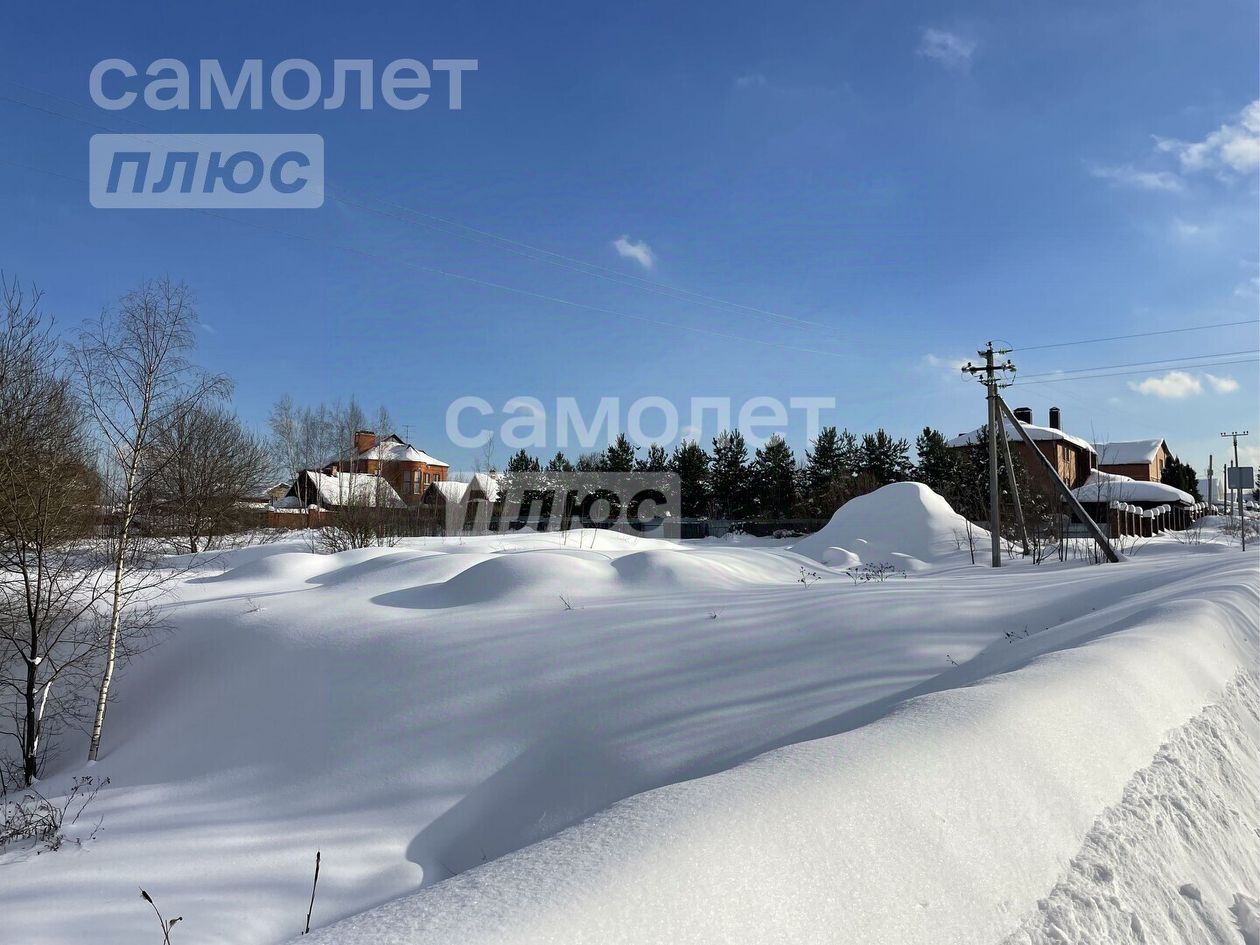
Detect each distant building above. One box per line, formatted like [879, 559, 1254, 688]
[947, 405, 1095, 490]
[1095, 439, 1171, 483]
[321, 431, 450, 505]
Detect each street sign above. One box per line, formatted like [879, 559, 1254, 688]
[1226, 466, 1255, 490]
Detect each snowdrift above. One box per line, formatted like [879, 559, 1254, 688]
[793, 481, 981, 569]
[3, 528, 1257, 945]
[302, 589, 1258, 945]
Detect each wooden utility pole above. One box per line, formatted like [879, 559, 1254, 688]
[961, 342, 1015, 567]
[1221, 431, 1250, 551]
[996, 419, 1030, 556]
[997, 398, 1120, 564]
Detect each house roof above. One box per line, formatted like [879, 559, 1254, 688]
[358, 442, 450, 466]
[1095, 439, 1166, 466]
[299, 471, 406, 508]
[466, 473, 501, 502]
[426, 480, 470, 503]
[1070, 470, 1192, 505]
[947, 420, 1095, 454]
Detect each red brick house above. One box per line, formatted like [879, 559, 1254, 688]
[322, 431, 450, 506]
[947, 406, 1096, 491]
[1095, 439, 1171, 482]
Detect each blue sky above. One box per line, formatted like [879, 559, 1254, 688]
[1, 0, 1256, 476]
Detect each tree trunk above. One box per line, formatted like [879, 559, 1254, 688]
[23, 637, 38, 785]
[87, 482, 134, 763]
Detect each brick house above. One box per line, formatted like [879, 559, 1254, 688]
[322, 431, 450, 506]
[947, 406, 1096, 491]
[1094, 439, 1171, 482]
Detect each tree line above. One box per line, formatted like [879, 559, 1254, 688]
[499, 426, 999, 520]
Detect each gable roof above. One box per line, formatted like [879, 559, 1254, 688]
[1095, 439, 1166, 466]
[326, 433, 450, 468]
[465, 473, 501, 502]
[426, 480, 470, 503]
[947, 420, 1095, 455]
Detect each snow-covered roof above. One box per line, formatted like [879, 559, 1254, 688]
[947, 420, 1095, 455]
[426, 480, 470, 503]
[301, 471, 406, 508]
[1095, 439, 1165, 466]
[1070, 470, 1192, 505]
[357, 440, 450, 466]
[466, 473, 500, 503]
[325, 434, 450, 468]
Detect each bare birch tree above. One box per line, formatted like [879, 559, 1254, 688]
[145, 405, 271, 553]
[70, 278, 228, 763]
[0, 279, 109, 785]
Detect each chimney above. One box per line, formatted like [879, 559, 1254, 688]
[353, 430, 377, 455]
[1014, 407, 1033, 424]
[1048, 407, 1061, 430]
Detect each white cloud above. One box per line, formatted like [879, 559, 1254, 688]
[1234, 275, 1260, 298]
[1085, 162, 1184, 193]
[612, 235, 656, 270]
[733, 73, 767, 90]
[1128, 370, 1202, 399]
[1204, 372, 1240, 393]
[916, 28, 976, 71]
[1171, 218, 1202, 240]
[921, 353, 971, 383]
[1155, 100, 1260, 175]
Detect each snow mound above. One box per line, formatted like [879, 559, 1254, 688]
[610, 548, 803, 589]
[375, 549, 618, 608]
[792, 482, 980, 569]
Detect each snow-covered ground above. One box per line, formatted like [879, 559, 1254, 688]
[2, 484, 1256, 945]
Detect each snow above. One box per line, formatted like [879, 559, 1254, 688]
[948, 420, 1095, 455]
[792, 480, 985, 568]
[358, 442, 450, 466]
[1, 486, 1256, 945]
[300, 470, 405, 508]
[1096, 438, 1166, 467]
[1071, 469, 1193, 505]
[426, 479, 470, 503]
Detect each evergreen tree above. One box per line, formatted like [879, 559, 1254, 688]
[750, 434, 797, 517]
[1161, 455, 1201, 500]
[857, 429, 913, 490]
[505, 448, 541, 473]
[605, 433, 637, 472]
[914, 427, 959, 495]
[710, 430, 752, 518]
[670, 439, 711, 517]
[546, 451, 574, 472]
[636, 442, 669, 472]
[802, 426, 858, 514]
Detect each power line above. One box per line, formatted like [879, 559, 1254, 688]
[0, 155, 859, 361]
[1012, 357, 1259, 388]
[0, 82, 853, 339]
[1017, 349, 1259, 380]
[1011, 319, 1257, 352]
